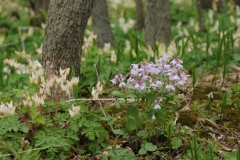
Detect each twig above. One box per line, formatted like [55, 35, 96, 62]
[66, 98, 135, 103]
[98, 100, 114, 132]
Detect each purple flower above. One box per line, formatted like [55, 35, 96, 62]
[131, 68, 138, 75]
[142, 75, 148, 81]
[140, 85, 146, 91]
[156, 81, 163, 87]
[159, 54, 168, 63]
[154, 104, 161, 109]
[152, 115, 156, 120]
[170, 59, 177, 66]
[119, 81, 126, 88]
[166, 85, 175, 92]
[134, 84, 140, 90]
[150, 83, 157, 90]
[169, 74, 180, 81]
[111, 78, 117, 84]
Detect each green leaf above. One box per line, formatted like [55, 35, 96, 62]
[113, 129, 125, 135]
[125, 116, 136, 131]
[145, 142, 157, 152]
[127, 105, 138, 118]
[35, 116, 46, 124]
[171, 138, 182, 149]
[139, 148, 147, 155]
[30, 107, 39, 118]
[146, 92, 156, 104]
[112, 91, 126, 98]
[137, 130, 149, 138]
[126, 93, 137, 99]
[20, 123, 29, 133]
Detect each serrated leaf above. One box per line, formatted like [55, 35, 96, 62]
[171, 138, 182, 149]
[145, 142, 157, 152]
[20, 124, 29, 133]
[35, 116, 46, 124]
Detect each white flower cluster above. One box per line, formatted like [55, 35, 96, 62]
[91, 81, 103, 100]
[98, 43, 117, 63]
[82, 32, 97, 53]
[0, 101, 15, 115]
[3, 59, 28, 74]
[119, 17, 135, 34]
[68, 105, 80, 117]
[21, 55, 79, 108]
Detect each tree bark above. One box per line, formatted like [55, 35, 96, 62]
[135, 0, 145, 30]
[42, 0, 93, 78]
[196, 0, 204, 33]
[145, 0, 171, 51]
[92, 0, 115, 48]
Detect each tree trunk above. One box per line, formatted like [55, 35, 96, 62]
[145, 0, 171, 51]
[196, 0, 204, 33]
[92, 0, 115, 48]
[29, 0, 50, 26]
[29, 0, 49, 15]
[42, 0, 93, 79]
[135, 0, 145, 30]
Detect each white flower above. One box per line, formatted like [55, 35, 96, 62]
[69, 105, 80, 117]
[32, 94, 44, 106]
[60, 68, 70, 76]
[0, 101, 16, 115]
[91, 87, 99, 100]
[70, 77, 79, 86]
[96, 81, 103, 95]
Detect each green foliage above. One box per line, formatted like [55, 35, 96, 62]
[171, 138, 182, 149]
[0, 114, 29, 135]
[1, 0, 240, 159]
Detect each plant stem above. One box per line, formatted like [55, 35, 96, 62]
[98, 100, 114, 132]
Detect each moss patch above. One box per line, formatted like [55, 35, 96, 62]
[178, 110, 198, 128]
[192, 85, 222, 101]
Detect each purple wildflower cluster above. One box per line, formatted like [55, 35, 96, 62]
[111, 54, 187, 93]
[111, 54, 187, 119]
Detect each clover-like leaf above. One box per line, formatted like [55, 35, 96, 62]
[145, 142, 157, 152]
[138, 148, 147, 155]
[171, 138, 182, 149]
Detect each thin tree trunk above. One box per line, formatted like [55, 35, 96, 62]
[92, 0, 115, 48]
[42, 0, 93, 79]
[29, 0, 49, 15]
[145, 0, 171, 51]
[196, 0, 204, 33]
[135, 0, 145, 30]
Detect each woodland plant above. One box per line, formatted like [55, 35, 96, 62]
[0, 51, 108, 159]
[111, 54, 187, 114]
[111, 53, 187, 155]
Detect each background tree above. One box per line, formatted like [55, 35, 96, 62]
[145, 0, 171, 51]
[92, 0, 115, 47]
[29, 0, 49, 15]
[135, 0, 145, 30]
[42, 0, 93, 79]
[28, 0, 49, 26]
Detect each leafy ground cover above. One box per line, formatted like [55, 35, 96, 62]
[1, 0, 240, 159]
